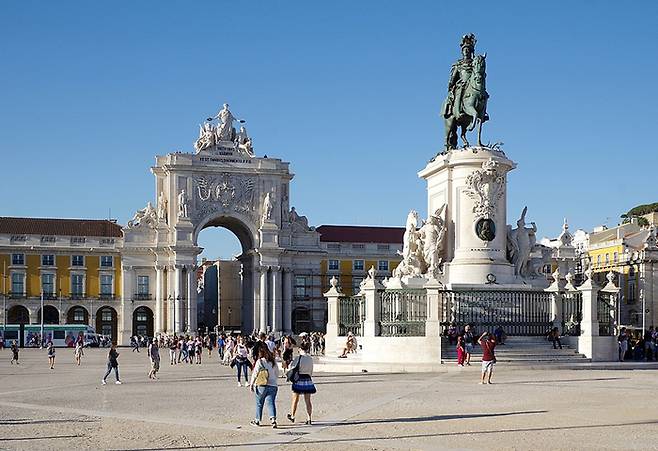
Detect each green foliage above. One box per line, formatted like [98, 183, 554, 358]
[620, 202, 657, 225]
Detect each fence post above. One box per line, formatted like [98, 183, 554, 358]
[363, 267, 383, 337]
[601, 271, 621, 334]
[545, 269, 565, 333]
[323, 276, 344, 355]
[578, 268, 600, 338]
[424, 278, 442, 338]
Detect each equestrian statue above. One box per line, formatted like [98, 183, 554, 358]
[442, 34, 489, 150]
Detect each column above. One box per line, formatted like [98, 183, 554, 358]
[155, 265, 164, 334]
[283, 268, 293, 333]
[174, 265, 183, 333]
[252, 266, 261, 333]
[259, 267, 268, 333]
[119, 265, 133, 345]
[186, 265, 196, 333]
[271, 266, 282, 333]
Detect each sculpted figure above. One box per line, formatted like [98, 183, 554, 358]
[194, 122, 216, 152]
[507, 206, 537, 277]
[289, 207, 311, 230]
[178, 189, 189, 218]
[262, 191, 274, 224]
[127, 202, 158, 228]
[215, 103, 237, 141]
[442, 34, 489, 150]
[235, 125, 254, 157]
[393, 210, 424, 278]
[157, 191, 168, 223]
[419, 205, 446, 278]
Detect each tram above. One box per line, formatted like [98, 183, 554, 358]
[0, 324, 97, 348]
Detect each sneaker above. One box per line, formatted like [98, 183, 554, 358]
[286, 414, 295, 423]
[101, 379, 107, 385]
[271, 421, 278, 429]
[115, 381, 122, 385]
[304, 419, 312, 425]
[250, 420, 260, 427]
[243, 382, 249, 387]
[238, 381, 242, 387]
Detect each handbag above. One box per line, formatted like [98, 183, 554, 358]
[286, 356, 301, 383]
[254, 359, 270, 386]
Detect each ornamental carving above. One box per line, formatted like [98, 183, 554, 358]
[463, 158, 505, 221]
[193, 173, 256, 222]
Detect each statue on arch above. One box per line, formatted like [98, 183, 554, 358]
[507, 206, 537, 277]
[215, 103, 239, 141]
[442, 33, 489, 150]
[178, 189, 189, 218]
[261, 190, 274, 224]
[157, 191, 168, 223]
[127, 202, 158, 229]
[194, 121, 216, 152]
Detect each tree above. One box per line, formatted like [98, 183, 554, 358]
[620, 202, 657, 226]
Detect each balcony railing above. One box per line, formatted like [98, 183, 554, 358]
[42, 293, 58, 300]
[134, 293, 152, 301]
[99, 293, 116, 300]
[8, 292, 26, 299]
[70, 292, 86, 300]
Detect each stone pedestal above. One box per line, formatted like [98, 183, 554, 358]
[418, 147, 519, 286]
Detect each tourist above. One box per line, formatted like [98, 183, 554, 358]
[463, 325, 474, 366]
[618, 327, 628, 362]
[195, 336, 203, 364]
[456, 333, 466, 367]
[131, 335, 140, 352]
[178, 337, 187, 363]
[494, 325, 507, 345]
[548, 327, 563, 349]
[281, 335, 295, 373]
[217, 334, 226, 362]
[249, 345, 279, 428]
[168, 337, 177, 365]
[47, 341, 56, 370]
[338, 332, 357, 358]
[478, 331, 496, 385]
[187, 337, 195, 364]
[447, 322, 458, 345]
[102, 343, 122, 385]
[223, 335, 235, 365]
[234, 336, 250, 387]
[10, 340, 19, 364]
[265, 335, 276, 354]
[74, 338, 84, 366]
[287, 340, 316, 425]
[148, 339, 160, 380]
[644, 327, 654, 361]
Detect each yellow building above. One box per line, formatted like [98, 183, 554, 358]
[0, 217, 123, 342]
[587, 219, 653, 326]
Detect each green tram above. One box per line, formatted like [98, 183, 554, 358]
[0, 324, 97, 348]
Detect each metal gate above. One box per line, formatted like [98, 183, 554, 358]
[440, 290, 552, 336]
[338, 296, 365, 336]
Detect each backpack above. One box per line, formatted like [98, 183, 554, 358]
[254, 359, 270, 386]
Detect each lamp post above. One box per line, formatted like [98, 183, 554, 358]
[40, 291, 44, 348]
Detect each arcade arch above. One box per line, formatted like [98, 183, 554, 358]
[8, 305, 29, 324]
[133, 306, 154, 337]
[67, 305, 89, 324]
[96, 306, 118, 343]
[37, 305, 60, 324]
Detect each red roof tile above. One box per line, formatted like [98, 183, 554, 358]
[0, 217, 123, 238]
[316, 225, 404, 244]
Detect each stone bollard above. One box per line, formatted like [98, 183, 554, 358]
[424, 278, 442, 338]
[545, 269, 565, 333]
[362, 267, 383, 337]
[323, 276, 344, 355]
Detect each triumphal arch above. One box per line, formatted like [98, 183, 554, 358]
[119, 104, 322, 342]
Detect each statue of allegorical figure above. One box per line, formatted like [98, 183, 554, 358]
[507, 206, 537, 277]
[442, 33, 490, 150]
[419, 205, 446, 279]
[215, 103, 238, 141]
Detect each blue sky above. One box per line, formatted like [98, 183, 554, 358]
[2, 2, 657, 258]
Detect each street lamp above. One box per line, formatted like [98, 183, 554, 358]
[40, 291, 44, 348]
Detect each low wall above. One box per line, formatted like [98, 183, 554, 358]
[577, 335, 618, 361]
[329, 335, 441, 363]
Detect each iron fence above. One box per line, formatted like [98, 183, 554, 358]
[440, 290, 553, 336]
[561, 292, 583, 336]
[338, 295, 365, 336]
[597, 291, 616, 336]
[379, 289, 427, 336]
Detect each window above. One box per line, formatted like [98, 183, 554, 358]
[11, 253, 24, 265]
[628, 279, 636, 303]
[377, 244, 390, 251]
[352, 277, 364, 292]
[353, 260, 364, 271]
[100, 274, 113, 296]
[596, 255, 601, 266]
[100, 256, 113, 267]
[352, 243, 365, 249]
[11, 273, 24, 295]
[41, 273, 55, 296]
[72, 255, 84, 266]
[137, 276, 149, 296]
[53, 330, 65, 340]
[71, 274, 84, 296]
[136, 311, 148, 322]
[327, 243, 341, 250]
[613, 252, 618, 263]
[41, 236, 56, 244]
[41, 254, 55, 266]
[71, 237, 86, 244]
[378, 260, 389, 271]
[605, 253, 610, 264]
[101, 310, 113, 322]
[328, 260, 339, 271]
[10, 235, 26, 243]
[294, 276, 307, 297]
[73, 308, 86, 322]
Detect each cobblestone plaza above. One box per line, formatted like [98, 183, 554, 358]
[1, 349, 658, 450]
